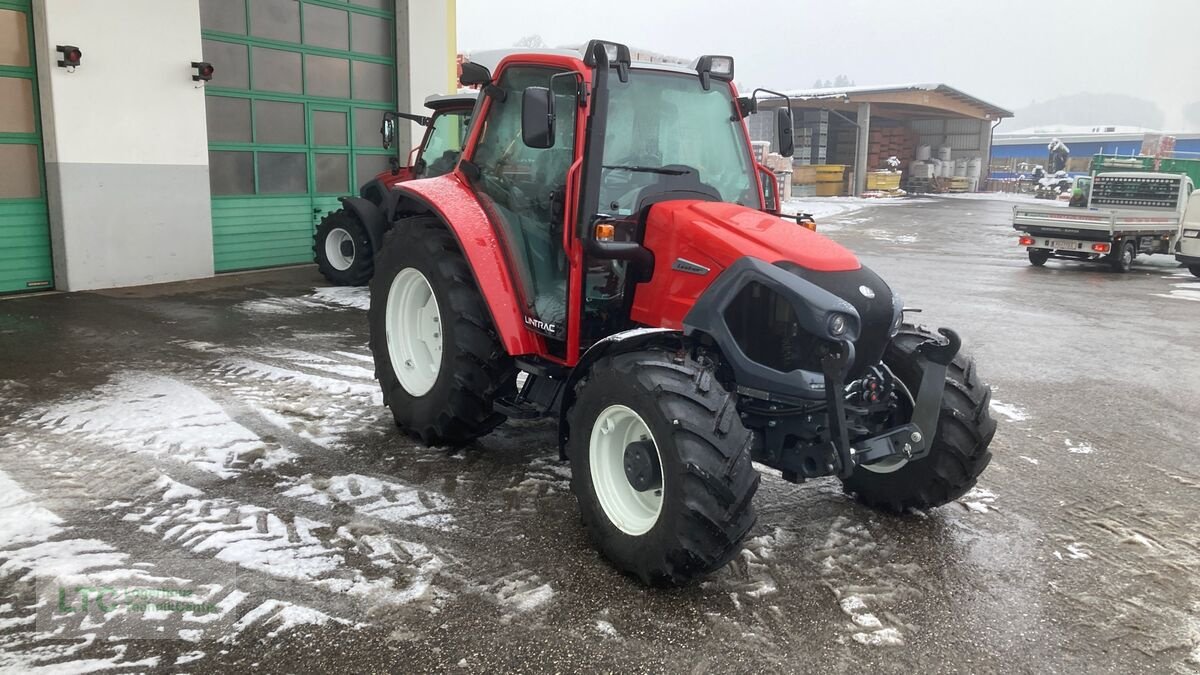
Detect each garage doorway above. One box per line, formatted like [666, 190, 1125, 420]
[200, 0, 397, 273]
[0, 0, 52, 294]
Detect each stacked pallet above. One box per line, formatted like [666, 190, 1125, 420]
[866, 127, 919, 171]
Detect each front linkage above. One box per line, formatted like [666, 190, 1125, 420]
[742, 328, 961, 482]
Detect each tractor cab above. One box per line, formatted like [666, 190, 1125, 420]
[378, 92, 478, 192]
[365, 40, 995, 586]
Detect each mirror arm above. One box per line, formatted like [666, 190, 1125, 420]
[390, 111, 432, 127]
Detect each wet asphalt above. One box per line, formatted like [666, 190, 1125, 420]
[0, 196, 1198, 674]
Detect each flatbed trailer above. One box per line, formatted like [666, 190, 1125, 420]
[1013, 172, 1193, 272]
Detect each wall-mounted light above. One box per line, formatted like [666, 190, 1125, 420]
[56, 45, 82, 71]
[191, 61, 214, 83]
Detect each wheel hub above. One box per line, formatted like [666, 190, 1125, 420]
[623, 440, 662, 492]
[383, 268, 443, 397]
[589, 405, 664, 536]
[325, 227, 356, 272]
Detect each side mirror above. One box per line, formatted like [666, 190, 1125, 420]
[521, 86, 555, 149]
[460, 61, 491, 87]
[776, 106, 795, 158]
[380, 114, 396, 150]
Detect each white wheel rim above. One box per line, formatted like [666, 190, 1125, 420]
[861, 454, 908, 474]
[589, 405, 663, 536]
[325, 227, 356, 271]
[384, 268, 443, 397]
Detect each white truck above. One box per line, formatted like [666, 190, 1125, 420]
[1013, 172, 1194, 272]
[1176, 192, 1200, 277]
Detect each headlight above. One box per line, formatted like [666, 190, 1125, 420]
[1184, 229, 1200, 238]
[828, 313, 848, 337]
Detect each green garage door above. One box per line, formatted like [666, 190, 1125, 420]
[200, 0, 397, 272]
[0, 0, 52, 293]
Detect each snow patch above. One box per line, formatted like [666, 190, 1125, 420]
[990, 400, 1030, 422]
[310, 286, 370, 310]
[1018, 456, 1040, 465]
[595, 620, 619, 637]
[959, 487, 997, 513]
[281, 474, 454, 531]
[1064, 439, 1095, 454]
[852, 627, 905, 647]
[25, 373, 282, 478]
[174, 651, 205, 665]
[0, 469, 64, 547]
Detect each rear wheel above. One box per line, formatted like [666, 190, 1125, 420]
[1027, 248, 1050, 267]
[1110, 240, 1135, 273]
[567, 350, 759, 586]
[1189, 265, 1200, 278]
[368, 216, 514, 445]
[314, 209, 373, 286]
[841, 325, 996, 512]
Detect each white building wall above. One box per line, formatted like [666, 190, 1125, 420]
[33, 0, 214, 291]
[397, 0, 455, 152]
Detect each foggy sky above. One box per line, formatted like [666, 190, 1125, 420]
[457, 0, 1200, 130]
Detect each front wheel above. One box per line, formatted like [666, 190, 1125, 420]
[314, 209, 373, 286]
[367, 216, 514, 445]
[1027, 248, 1050, 267]
[1110, 240, 1135, 273]
[841, 325, 996, 512]
[567, 350, 759, 586]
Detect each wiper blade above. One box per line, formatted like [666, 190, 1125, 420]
[602, 165, 691, 175]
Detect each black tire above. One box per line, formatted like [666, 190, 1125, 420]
[368, 216, 515, 446]
[841, 324, 996, 512]
[1109, 240, 1135, 273]
[1027, 248, 1050, 267]
[314, 209, 374, 286]
[566, 349, 760, 586]
[1189, 265, 1200, 278]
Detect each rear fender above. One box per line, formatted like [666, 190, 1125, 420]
[339, 196, 387, 252]
[389, 176, 542, 357]
[557, 328, 681, 456]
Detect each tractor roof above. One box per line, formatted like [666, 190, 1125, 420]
[464, 48, 703, 80]
[424, 92, 477, 112]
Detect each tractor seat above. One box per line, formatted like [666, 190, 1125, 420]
[532, 281, 568, 334]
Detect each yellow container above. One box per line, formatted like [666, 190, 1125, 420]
[815, 165, 846, 183]
[866, 172, 901, 191]
[815, 182, 844, 197]
[792, 165, 818, 185]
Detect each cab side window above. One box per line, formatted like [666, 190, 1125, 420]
[469, 66, 578, 333]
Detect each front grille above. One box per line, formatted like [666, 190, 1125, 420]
[723, 282, 829, 374]
[718, 264, 896, 380]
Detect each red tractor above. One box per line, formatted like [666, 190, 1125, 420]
[366, 41, 995, 585]
[314, 93, 477, 286]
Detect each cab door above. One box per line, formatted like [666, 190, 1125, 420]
[463, 65, 581, 348]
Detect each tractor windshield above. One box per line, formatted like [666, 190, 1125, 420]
[417, 110, 471, 178]
[599, 70, 758, 213]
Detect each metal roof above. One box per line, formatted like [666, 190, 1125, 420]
[762, 83, 1013, 119]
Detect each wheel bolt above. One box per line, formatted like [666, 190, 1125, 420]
[910, 431, 923, 443]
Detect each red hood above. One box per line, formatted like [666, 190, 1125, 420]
[652, 200, 860, 273]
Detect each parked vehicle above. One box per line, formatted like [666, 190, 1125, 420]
[313, 93, 477, 286]
[1176, 192, 1200, 277]
[366, 41, 995, 585]
[1014, 172, 1194, 272]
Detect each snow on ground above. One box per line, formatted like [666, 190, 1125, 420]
[989, 400, 1031, 422]
[783, 196, 929, 222]
[280, 473, 455, 531]
[959, 487, 998, 514]
[237, 287, 369, 315]
[23, 373, 288, 479]
[1153, 273, 1200, 303]
[1065, 439, 1095, 455]
[937, 192, 1066, 205]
